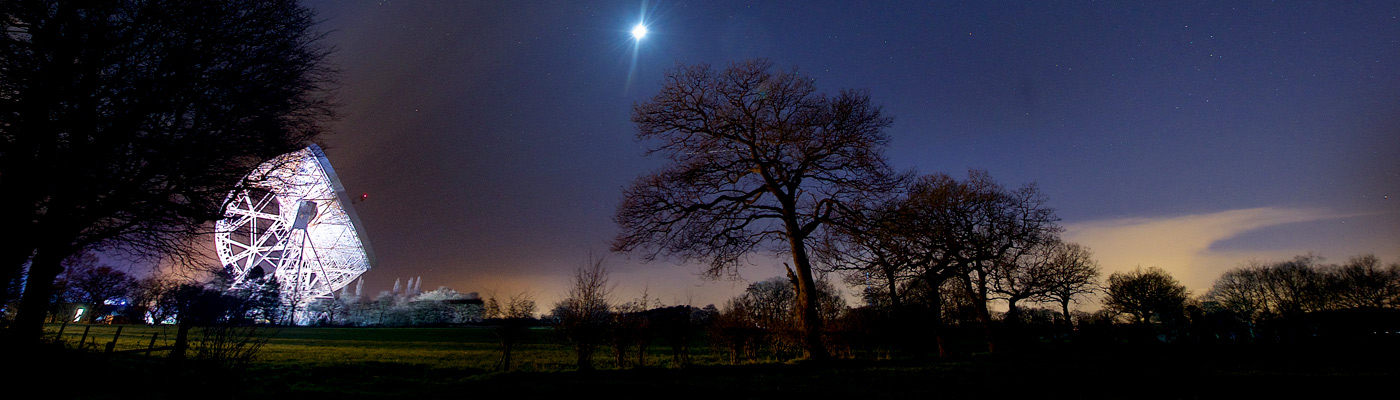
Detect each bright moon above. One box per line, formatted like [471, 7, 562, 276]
[631, 24, 648, 40]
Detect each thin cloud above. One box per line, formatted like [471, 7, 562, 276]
[1062, 207, 1342, 292]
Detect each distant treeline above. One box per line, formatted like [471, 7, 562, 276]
[13, 249, 1397, 371]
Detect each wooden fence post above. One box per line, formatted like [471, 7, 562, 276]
[56, 320, 69, 341]
[105, 325, 124, 353]
[79, 325, 92, 350]
[145, 332, 160, 356]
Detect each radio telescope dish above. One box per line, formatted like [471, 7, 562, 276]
[215, 144, 374, 324]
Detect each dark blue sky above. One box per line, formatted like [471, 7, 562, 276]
[301, 1, 1399, 306]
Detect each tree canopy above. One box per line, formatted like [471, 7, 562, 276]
[1104, 266, 1189, 324]
[0, 0, 335, 338]
[613, 59, 900, 359]
[818, 170, 1063, 353]
[1205, 254, 1400, 321]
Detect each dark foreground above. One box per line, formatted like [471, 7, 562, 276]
[12, 338, 1399, 400]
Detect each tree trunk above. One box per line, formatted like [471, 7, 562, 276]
[1060, 299, 1073, 331]
[576, 344, 593, 370]
[170, 318, 193, 360]
[961, 271, 998, 354]
[12, 246, 67, 341]
[884, 265, 903, 312]
[1005, 300, 1021, 326]
[614, 341, 627, 368]
[0, 104, 44, 321]
[928, 280, 950, 358]
[0, 242, 35, 313]
[1003, 298, 1020, 349]
[785, 229, 829, 361]
[499, 341, 513, 371]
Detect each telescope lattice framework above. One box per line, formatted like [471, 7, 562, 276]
[214, 144, 373, 323]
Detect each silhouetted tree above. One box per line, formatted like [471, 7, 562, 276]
[1257, 255, 1328, 316]
[881, 172, 1058, 352]
[819, 171, 1058, 354]
[609, 289, 659, 368]
[128, 275, 181, 324]
[710, 297, 762, 364]
[1206, 254, 1400, 335]
[226, 268, 284, 324]
[817, 178, 951, 355]
[552, 256, 612, 370]
[1040, 242, 1101, 327]
[813, 278, 849, 326]
[613, 59, 901, 360]
[1, 0, 335, 339]
[937, 172, 1059, 353]
[717, 275, 846, 360]
[155, 280, 270, 366]
[1, 267, 22, 322]
[485, 291, 536, 371]
[647, 305, 703, 367]
[990, 240, 1062, 325]
[59, 253, 134, 323]
[164, 284, 234, 360]
[743, 277, 797, 337]
[1205, 255, 1330, 326]
[45, 274, 76, 323]
[815, 194, 919, 318]
[1325, 254, 1400, 309]
[1205, 263, 1271, 323]
[1104, 267, 1189, 324]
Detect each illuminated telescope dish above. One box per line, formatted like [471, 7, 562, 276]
[214, 144, 374, 322]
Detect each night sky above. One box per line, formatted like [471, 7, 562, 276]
[296, 1, 1400, 309]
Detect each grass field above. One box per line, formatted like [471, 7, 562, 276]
[24, 323, 1400, 399]
[42, 323, 721, 370]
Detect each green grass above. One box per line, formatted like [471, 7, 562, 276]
[44, 322, 176, 353]
[40, 323, 725, 372]
[28, 323, 1400, 399]
[257, 326, 728, 370]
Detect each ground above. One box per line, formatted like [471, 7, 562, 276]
[13, 324, 1399, 399]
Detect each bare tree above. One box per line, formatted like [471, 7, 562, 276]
[1325, 254, 1400, 309]
[128, 275, 183, 324]
[715, 275, 848, 360]
[819, 171, 1057, 354]
[1206, 253, 1400, 324]
[885, 172, 1058, 352]
[1104, 267, 1189, 324]
[819, 177, 956, 356]
[59, 253, 134, 323]
[1, 0, 335, 339]
[989, 240, 1062, 325]
[1205, 263, 1268, 321]
[552, 256, 613, 370]
[609, 289, 659, 368]
[742, 277, 797, 337]
[648, 305, 704, 367]
[1207, 255, 1327, 320]
[1258, 255, 1329, 316]
[710, 297, 762, 364]
[939, 172, 1059, 353]
[484, 291, 536, 371]
[815, 195, 921, 316]
[1040, 242, 1101, 327]
[164, 283, 233, 360]
[614, 60, 900, 360]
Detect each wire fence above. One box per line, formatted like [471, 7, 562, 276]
[44, 322, 176, 355]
